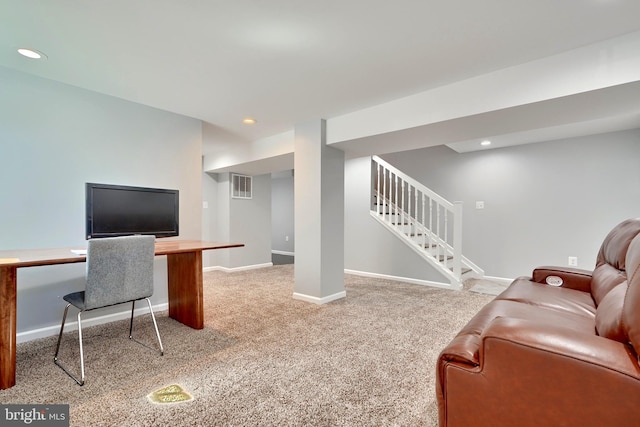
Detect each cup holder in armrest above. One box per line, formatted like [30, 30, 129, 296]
[545, 275, 563, 287]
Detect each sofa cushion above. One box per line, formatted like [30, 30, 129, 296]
[496, 279, 596, 317]
[622, 234, 640, 354]
[596, 218, 640, 270]
[595, 282, 627, 342]
[591, 264, 627, 306]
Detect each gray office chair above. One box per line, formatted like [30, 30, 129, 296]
[54, 235, 164, 386]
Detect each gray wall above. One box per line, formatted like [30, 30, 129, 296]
[205, 128, 639, 285]
[202, 172, 272, 269]
[230, 173, 272, 267]
[201, 171, 219, 267]
[378, 130, 640, 279]
[271, 170, 295, 254]
[0, 66, 203, 338]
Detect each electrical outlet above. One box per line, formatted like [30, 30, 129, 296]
[475, 201, 485, 210]
[285, 236, 289, 242]
[568, 256, 578, 267]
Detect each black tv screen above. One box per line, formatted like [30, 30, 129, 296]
[86, 183, 179, 239]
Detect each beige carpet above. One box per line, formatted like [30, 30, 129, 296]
[1, 265, 494, 426]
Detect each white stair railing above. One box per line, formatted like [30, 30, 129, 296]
[371, 155, 473, 287]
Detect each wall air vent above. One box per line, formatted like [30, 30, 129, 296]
[231, 173, 252, 199]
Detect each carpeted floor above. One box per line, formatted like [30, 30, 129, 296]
[1, 265, 495, 426]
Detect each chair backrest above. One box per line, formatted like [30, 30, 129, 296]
[84, 235, 156, 310]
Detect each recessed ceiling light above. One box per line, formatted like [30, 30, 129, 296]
[242, 118, 256, 125]
[17, 48, 47, 60]
[480, 140, 491, 146]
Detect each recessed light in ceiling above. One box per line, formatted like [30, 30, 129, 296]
[480, 140, 491, 146]
[17, 48, 47, 60]
[242, 118, 256, 125]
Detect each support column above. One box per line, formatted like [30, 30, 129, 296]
[293, 119, 346, 304]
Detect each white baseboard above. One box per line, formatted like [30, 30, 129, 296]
[292, 291, 347, 305]
[271, 250, 295, 256]
[17, 303, 169, 344]
[203, 262, 273, 273]
[344, 269, 455, 290]
[483, 275, 514, 286]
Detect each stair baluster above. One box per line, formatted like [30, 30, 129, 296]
[370, 155, 483, 288]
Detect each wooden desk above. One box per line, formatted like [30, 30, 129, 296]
[0, 240, 243, 390]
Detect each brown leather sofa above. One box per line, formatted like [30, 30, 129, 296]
[437, 218, 640, 427]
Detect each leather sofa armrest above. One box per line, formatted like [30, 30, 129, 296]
[532, 266, 593, 293]
[438, 317, 640, 426]
[481, 317, 639, 376]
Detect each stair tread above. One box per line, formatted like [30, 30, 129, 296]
[450, 267, 473, 275]
[418, 242, 438, 248]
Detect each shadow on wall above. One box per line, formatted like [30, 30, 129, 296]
[272, 253, 294, 265]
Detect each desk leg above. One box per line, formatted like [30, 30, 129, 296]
[167, 251, 204, 329]
[0, 266, 17, 390]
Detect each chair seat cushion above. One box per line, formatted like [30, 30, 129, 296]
[496, 279, 596, 317]
[63, 291, 86, 310]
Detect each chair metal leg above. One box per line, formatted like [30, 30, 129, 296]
[129, 300, 136, 339]
[77, 311, 85, 384]
[56, 298, 163, 386]
[53, 303, 70, 361]
[53, 304, 86, 386]
[129, 298, 164, 356]
[147, 298, 164, 356]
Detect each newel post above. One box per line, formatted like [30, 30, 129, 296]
[452, 201, 463, 287]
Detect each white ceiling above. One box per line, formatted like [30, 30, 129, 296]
[2, 0, 640, 155]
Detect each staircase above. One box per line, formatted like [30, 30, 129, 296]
[370, 155, 483, 289]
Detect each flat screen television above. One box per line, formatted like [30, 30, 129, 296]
[86, 183, 179, 239]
